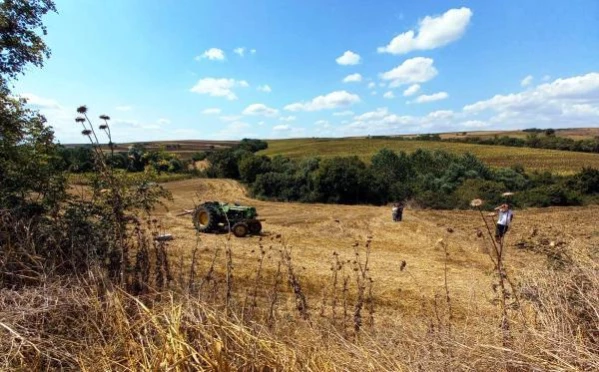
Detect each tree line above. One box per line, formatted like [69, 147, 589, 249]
[206, 146, 599, 209]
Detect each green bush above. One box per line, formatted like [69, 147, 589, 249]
[516, 184, 583, 207]
[452, 179, 507, 209]
[238, 153, 271, 184]
[314, 156, 368, 204]
[191, 151, 207, 161]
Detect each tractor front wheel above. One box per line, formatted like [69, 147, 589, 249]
[231, 222, 249, 238]
[248, 220, 262, 235]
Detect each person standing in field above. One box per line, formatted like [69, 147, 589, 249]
[493, 203, 514, 242]
[397, 202, 404, 222]
[392, 202, 404, 222]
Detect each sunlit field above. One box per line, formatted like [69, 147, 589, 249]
[261, 138, 599, 173]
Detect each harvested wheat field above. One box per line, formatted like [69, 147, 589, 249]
[157, 178, 599, 320]
[4, 178, 598, 370]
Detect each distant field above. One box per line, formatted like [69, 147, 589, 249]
[415, 127, 599, 140]
[64, 140, 239, 160]
[260, 138, 599, 173]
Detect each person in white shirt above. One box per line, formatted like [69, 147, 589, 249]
[392, 203, 399, 221]
[493, 203, 514, 242]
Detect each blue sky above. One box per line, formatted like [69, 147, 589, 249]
[15, 0, 599, 143]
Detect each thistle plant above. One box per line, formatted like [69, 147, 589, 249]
[470, 197, 512, 347]
[73, 105, 171, 288]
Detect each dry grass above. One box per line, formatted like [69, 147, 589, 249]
[259, 138, 599, 173]
[2, 178, 598, 370]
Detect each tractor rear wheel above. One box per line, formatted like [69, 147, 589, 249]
[248, 220, 262, 235]
[231, 222, 249, 238]
[192, 205, 218, 233]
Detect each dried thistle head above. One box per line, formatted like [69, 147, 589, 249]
[81, 129, 92, 136]
[99, 124, 108, 130]
[470, 198, 484, 207]
[75, 117, 85, 123]
[99, 114, 110, 120]
[76, 105, 88, 114]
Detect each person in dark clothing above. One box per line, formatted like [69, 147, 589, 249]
[397, 202, 404, 221]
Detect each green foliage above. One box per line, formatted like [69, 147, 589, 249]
[238, 153, 271, 184]
[0, 0, 56, 84]
[516, 184, 583, 207]
[206, 148, 244, 179]
[59, 146, 95, 172]
[570, 167, 599, 194]
[453, 179, 507, 209]
[191, 151, 207, 161]
[314, 156, 368, 204]
[0, 0, 63, 215]
[210, 145, 598, 209]
[238, 138, 268, 153]
[0, 95, 66, 213]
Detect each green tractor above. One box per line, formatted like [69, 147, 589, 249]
[192, 201, 262, 237]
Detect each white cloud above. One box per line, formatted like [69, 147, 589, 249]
[465, 73, 599, 113]
[346, 108, 416, 133]
[190, 78, 249, 100]
[19, 93, 60, 109]
[280, 115, 296, 122]
[271, 124, 306, 137]
[115, 105, 132, 112]
[336, 50, 361, 65]
[378, 7, 473, 55]
[343, 73, 362, 83]
[371, 91, 377, 95]
[463, 72, 599, 129]
[403, 84, 421, 96]
[220, 115, 242, 122]
[333, 110, 354, 116]
[17, 94, 171, 143]
[202, 108, 221, 115]
[273, 124, 290, 131]
[521, 75, 534, 87]
[414, 91, 449, 103]
[212, 121, 252, 139]
[426, 110, 454, 120]
[196, 48, 225, 61]
[250, 49, 257, 54]
[380, 57, 438, 87]
[368, 82, 376, 89]
[354, 107, 389, 121]
[335, 72, 599, 136]
[383, 91, 395, 99]
[285, 90, 361, 111]
[257, 84, 272, 93]
[461, 120, 489, 128]
[234, 47, 245, 56]
[542, 75, 551, 82]
[242, 103, 279, 117]
[157, 118, 171, 125]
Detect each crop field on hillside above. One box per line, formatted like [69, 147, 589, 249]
[64, 139, 239, 160]
[435, 127, 599, 140]
[261, 138, 599, 173]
